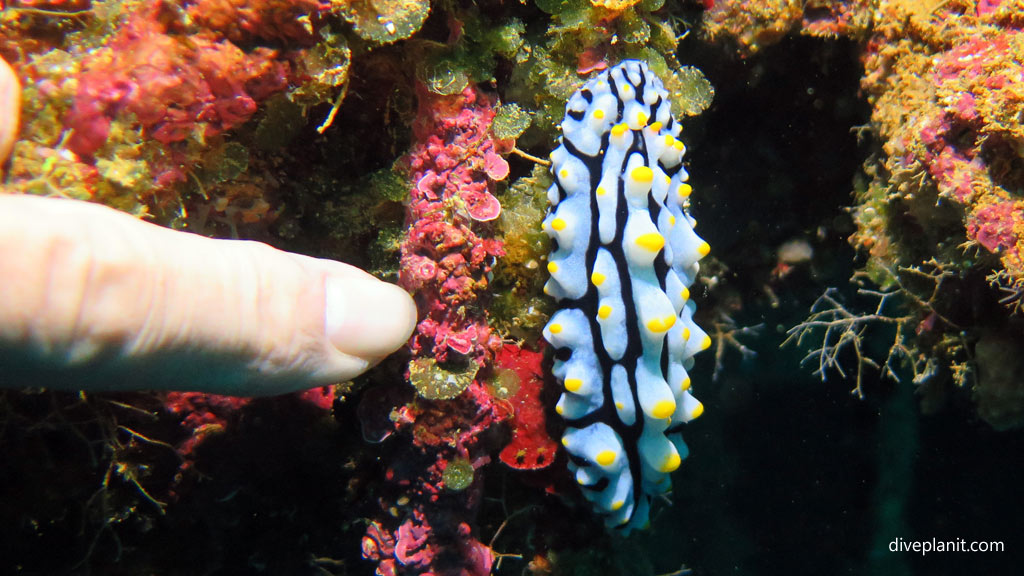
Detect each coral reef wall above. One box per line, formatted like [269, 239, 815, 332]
[3, 0, 1024, 575]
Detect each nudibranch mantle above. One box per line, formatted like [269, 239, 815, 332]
[541, 60, 710, 532]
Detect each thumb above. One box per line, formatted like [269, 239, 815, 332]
[0, 194, 417, 396]
[0, 55, 18, 165]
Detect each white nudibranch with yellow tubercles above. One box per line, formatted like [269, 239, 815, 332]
[541, 60, 710, 533]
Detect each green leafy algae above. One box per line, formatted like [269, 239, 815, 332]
[408, 358, 479, 400]
[289, 28, 352, 109]
[342, 0, 430, 44]
[442, 458, 475, 492]
[490, 165, 555, 338]
[254, 95, 306, 151]
[491, 103, 532, 140]
[420, 53, 470, 96]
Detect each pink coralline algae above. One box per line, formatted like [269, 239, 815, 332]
[920, 31, 1024, 274]
[855, 6, 1024, 281]
[360, 377, 504, 575]
[163, 391, 252, 473]
[362, 83, 515, 576]
[186, 0, 329, 46]
[362, 511, 436, 576]
[363, 511, 493, 576]
[968, 202, 1023, 254]
[65, 9, 290, 160]
[163, 386, 334, 473]
[399, 84, 507, 364]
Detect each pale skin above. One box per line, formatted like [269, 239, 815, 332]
[0, 194, 418, 396]
[1, 56, 415, 396]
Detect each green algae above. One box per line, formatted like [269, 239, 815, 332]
[342, 0, 430, 44]
[442, 458, 475, 492]
[408, 358, 479, 400]
[490, 164, 555, 338]
[254, 95, 306, 151]
[487, 368, 521, 401]
[289, 28, 352, 109]
[491, 103, 532, 141]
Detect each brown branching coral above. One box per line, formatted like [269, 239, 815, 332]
[784, 287, 912, 399]
[785, 257, 971, 399]
[710, 313, 762, 383]
[987, 269, 1024, 315]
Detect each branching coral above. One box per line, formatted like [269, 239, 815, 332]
[710, 313, 761, 383]
[784, 287, 913, 399]
[785, 258, 968, 399]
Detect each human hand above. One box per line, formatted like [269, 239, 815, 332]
[0, 55, 19, 165]
[0, 194, 417, 396]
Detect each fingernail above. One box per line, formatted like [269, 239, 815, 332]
[325, 275, 417, 359]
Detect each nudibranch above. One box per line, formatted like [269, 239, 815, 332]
[541, 60, 710, 532]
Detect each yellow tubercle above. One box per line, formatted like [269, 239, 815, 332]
[682, 327, 691, 341]
[664, 134, 675, 147]
[547, 261, 559, 274]
[635, 232, 665, 252]
[698, 241, 711, 257]
[646, 315, 676, 333]
[615, 401, 625, 410]
[700, 335, 712, 350]
[561, 436, 570, 447]
[651, 399, 676, 419]
[559, 168, 569, 179]
[564, 378, 583, 392]
[690, 401, 704, 420]
[556, 404, 565, 415]
[595, 450, 617, 466]
[596, 186, 607, 196]
[669, 215, 676, 226]
[551, 217, 567, 231]
[660, 452, 682, 473]
[591, 272, 606, 286]
[594, 109, 605, 120]
[673, 140, 685, 151]
[597, 305, 612, 319]
[678, 183, 692, 198]
[631, 165, 654, 183]
[680, 286, 690, 300]
[648, 121, 662, 132]
[681, 377, 691, 392]
[548, 323, 562, 334]
[611, 123, 629, 137]
[611, 500, 625, 511]
[637, 112, 648, 125]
